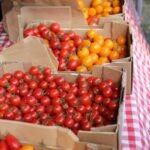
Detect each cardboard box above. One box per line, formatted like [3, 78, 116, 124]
[0, 61, 126, 150]
[81, 0, 125, 24]
[0, 120, 114, 150]
[17, 8, 133, 94]
[1, 13, 133, 95]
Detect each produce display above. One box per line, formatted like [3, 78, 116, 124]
[24, 23, 128, 72]
[0, 133, 43, 150]
[77, 0, 122, 25]
[0, 66, 120, 134]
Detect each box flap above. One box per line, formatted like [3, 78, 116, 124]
[20, 6, 72, 28]
[0, 37, 57, 72]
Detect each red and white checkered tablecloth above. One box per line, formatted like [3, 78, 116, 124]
[0, 0, 150, 149]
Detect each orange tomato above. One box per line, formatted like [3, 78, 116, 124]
[120, 44, 128, 50]
[95, 5, 103, 14]
[113, 41, 119, 50]
[82, 39, 91, 47]
[69, 55, 80, 62]
[112, 6, 121, 14]
[76, 66, 88, 72]
[92, 0, 103, 7]
[102, 1, 111, 8]
[109, 50, 120, 60]
[68, 40, 74, 47]
[43, 39, 49, 47]
[94, 35, 104, 45]
[90, 42, 101, 54]
[100, 46, 111, 57]
[20, 145, 34, 150]
[90, 53, 99, 63]
[112, 0, 121, 7]
[103, 7, 113, 13]
[88, 8, 96, 17]
[104, 39, 114, 49]
[87, 29, 97, 39]
[117, 36, 126, 45]
[81, 55, 93, 67]
[102, 12, 109, 17]
[119, 50, 128, 58]
[77, 47, 90, 58]
[96, 57, 109, 65]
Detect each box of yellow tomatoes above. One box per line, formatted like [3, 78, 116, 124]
[77, 0, 125, 26]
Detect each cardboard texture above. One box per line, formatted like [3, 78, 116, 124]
[82, 0, 125, 24]
[0, 37, 57, 72]
[4, 9, 134, 94]
[0, 62, 125, 150]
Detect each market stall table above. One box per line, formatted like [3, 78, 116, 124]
[0, 0, 150, 149]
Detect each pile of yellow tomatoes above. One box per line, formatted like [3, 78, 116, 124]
[77, 0, 122, 25]
[69, 29, 128, 72]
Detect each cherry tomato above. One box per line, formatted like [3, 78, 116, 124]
[40, 96, 51, 106]
[33, 88, 43, 99]
[3, 73, 12, 80]
[65, 118, 75, 128]
[74, 35, 82, 47]
[29, 80, 37, 89]
[37, 24, 48, 33]
[26, 96, 38, 106]
[5, 134, 21, 150]
[24, 28, 34, 37]
[10, 95, 21, 106]
[102, 87, 113, 98]
[50, 23, 61, 33]
[39, 80, 48, 89]
[14, 70, 24, 80]
[68, 60, 79, 71]
[81, 121, 91, 131]
[0, 78, 8, 87]
[43, 67, 51, 75]
[0, 140, 9, 150]
[77, 105, 86, 114]
[0, 87, 6, 95]
[29, 66, 40, 75]
[81, 95, 92, 106]
[108, 100, 118, 111]
[94, 95, 103, 104]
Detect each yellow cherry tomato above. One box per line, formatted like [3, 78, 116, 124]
[104, 39, 114, 49]
[88, 8, 97, 17]
[92, 0, 103, 7]
[20, 145, 34, 150]
[76, 65, 88, 72]
[100, 46, 111, 57]
[94, 35, 104, 45]
[90, 53, 99, 64]
[82, 39, 91, 47]
[77, 47, 90, 58]
[87, 29, 97, 39]
[81, 55, 93, 67]
[96, 57, 110, 65]
[90, 42, 101, 54]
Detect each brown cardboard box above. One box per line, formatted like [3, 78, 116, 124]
[17, 8, 132, 94]
[2, 10, 133, 95]
[0, 120, 114, 150]
[0, 61, 126, 150]
[81, 0, 125, 24]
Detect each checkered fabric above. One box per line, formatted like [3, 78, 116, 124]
[121, 0, 150, 149]
[0, 0, 150, 149]
[0, 23, 12, 51]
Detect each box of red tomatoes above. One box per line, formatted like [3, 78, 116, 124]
[0, 59, 126, 149]
[15, 6, 132, 94]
